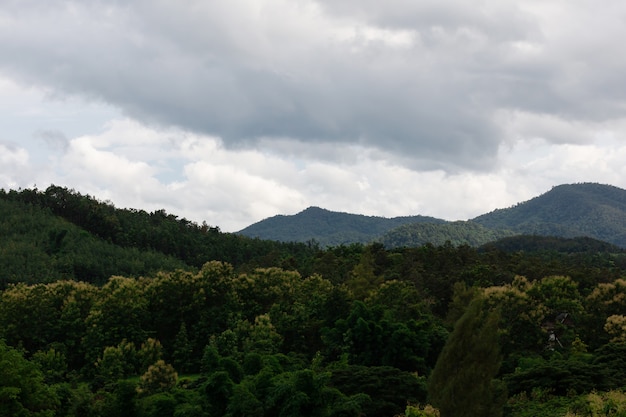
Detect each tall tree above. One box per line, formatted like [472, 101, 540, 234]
[428, 296, 505, 417]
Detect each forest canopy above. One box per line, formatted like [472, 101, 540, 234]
[2, 185, 626, 416]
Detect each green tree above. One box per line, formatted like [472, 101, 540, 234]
[172, 322, 193, 373]
[83, 276, 150, 367]
[138, 338, 164, 374]
[137, 360, 178, 396]
[31, 347, 68, 384]
[329, 365, 424, 417]
[0, 340, 59, 416]
[345, 247, 383, 300]
[94, 345, 125, 389]
[428, 296, 505, 417]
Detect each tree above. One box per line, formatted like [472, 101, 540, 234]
[138, 338, 164, 374]
[82, 276, 150, 367]
[172, 322, 193, 373]
[94, 346, 125, 388]
[329, 365, 425, 417]
[137, 360, 178, 396]
[428, 296, 505, 417]
[0, 340, 59, 416]
[345, 247, 383, 300]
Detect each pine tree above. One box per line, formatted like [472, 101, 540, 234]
[172, 322, 193, 373]
[428, 296, 505, 417]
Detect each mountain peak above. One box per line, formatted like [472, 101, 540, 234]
[238, 207, 444, 247]
[473, 182, 626, 246]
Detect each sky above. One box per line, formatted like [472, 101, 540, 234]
[2, 0, 626, 232]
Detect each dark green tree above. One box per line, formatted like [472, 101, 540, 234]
[172, 322, 193, 373]
[428, 296, 505, 417]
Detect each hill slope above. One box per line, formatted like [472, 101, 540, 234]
[0, 197, 188, 286]
[0, 186, 321, 286]
[378, 220, 516, 248]
[237, 206, 446, 246]
[479, 235, 625, 254]
[472, 183, 626, 247]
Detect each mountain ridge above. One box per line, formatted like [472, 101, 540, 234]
[237, 205, 446, 247]
[238, 182, 626, 248]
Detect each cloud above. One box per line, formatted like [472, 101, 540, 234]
[2, 114, 626, 231]
[2, 1, 626, 231]
[35, 130, 69, 152]
[0, 141, 31, 187]
[7, 0, 624, 173]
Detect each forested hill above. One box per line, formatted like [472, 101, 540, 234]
[238, 183, 626, 248]
[237, 206, 445, 246]
[0, 186, 320, 286]
[472, 183, 626, 247]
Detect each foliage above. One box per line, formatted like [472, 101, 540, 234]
[4, 183, 626, 416]
[428, 296, 505, 417]
[0, 339, 59, 416]
[0, 185, 320, 278]
[0, 197, 187, 287]
[137, 360, 178, 396]
[379, 220, 515, 249]
[403, 403, 441, 417]
[329, 365, 427, 417]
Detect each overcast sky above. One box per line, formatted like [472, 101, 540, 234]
[2, 0, 626, 232]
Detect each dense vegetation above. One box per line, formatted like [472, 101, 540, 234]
[379, 220, 516, 248]
[0, 186, 319, 286]
[2, 185, 626, 416]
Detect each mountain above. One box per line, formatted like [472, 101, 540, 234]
[472, 183, 626, 247]
[238, 183, 626, 248]
[237, 206, 445, 247]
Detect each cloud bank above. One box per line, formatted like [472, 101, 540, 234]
[1, 1, 626, 230]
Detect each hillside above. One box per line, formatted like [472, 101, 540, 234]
[0, 197, 188, 286]
[0, 186, 321, 286]
[237, 206, 445, 246]
[473, 183, 626, 247]
[378, 220, 516, 248]
[479, 235, 626, 254]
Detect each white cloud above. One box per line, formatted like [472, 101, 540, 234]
[2, 1, 626, 232]
[2, 114, 626, 231]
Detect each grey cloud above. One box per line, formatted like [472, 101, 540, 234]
[1, 0, 624, 173]
[314, 0, 536, 41]
[35, 129, 69, 152]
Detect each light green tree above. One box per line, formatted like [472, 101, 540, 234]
[0, 340, 59, 416]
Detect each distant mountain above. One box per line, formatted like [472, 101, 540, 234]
[472, 183, 626, 247]
[238, 183, 626, 248]
[237, 206, 445, 247]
